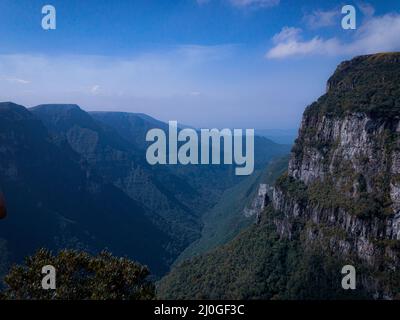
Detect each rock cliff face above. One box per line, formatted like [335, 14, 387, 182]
[157, 54, 400, 300]
[244, 184, 268, 217]
[272, 53, 400, 297]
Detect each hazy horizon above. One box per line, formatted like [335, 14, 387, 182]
[1, 0, 399, 129]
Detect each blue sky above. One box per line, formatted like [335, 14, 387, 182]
[0, 0, 399, 129]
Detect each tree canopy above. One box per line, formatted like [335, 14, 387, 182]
[1, 249, 155, 300]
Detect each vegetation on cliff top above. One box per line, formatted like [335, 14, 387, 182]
[305, 52, 400, 119]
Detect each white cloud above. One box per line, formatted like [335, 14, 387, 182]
[0, 44, 237, 108]
[303, 4, 375, 29]
[303, 9, 339, 29]
[2, 77, 30, 84]
[266, 13, 400, 59]
[272, 27, 302, 43]
[267, 35, 341, 59]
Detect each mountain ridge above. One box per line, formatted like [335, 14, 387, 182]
[0, 100, 291, 278]
[0, 101, 171, 274]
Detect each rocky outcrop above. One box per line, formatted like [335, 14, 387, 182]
[244, 183, 270, 223]
[271, 53, 400, 297]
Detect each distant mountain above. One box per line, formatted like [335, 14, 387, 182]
[91, 111, 291, 260]
[0, 102, 291, 279]
[90, 111, 169, 151]
[91, 111, 291, 202]
[0, 102, 170, 275]
[31, 104, 202, 264]
[256, 129, 297, 145]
